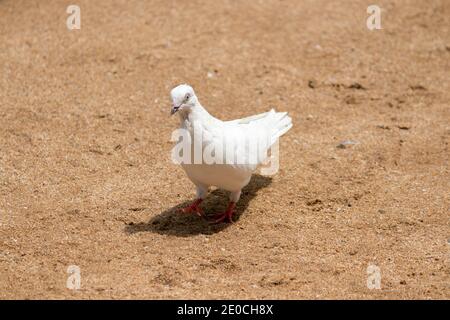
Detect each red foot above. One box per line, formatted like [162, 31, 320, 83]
[178, 199, 204, 217]
[210, 202, 236, 224]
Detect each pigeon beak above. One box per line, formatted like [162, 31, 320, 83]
[171, 104, 181, 115]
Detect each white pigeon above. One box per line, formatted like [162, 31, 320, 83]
[170, 84, 292, 223]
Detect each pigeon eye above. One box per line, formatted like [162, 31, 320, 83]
[185, 94, 190, 101]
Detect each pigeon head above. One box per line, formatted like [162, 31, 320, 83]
[170, 84, 199, 115]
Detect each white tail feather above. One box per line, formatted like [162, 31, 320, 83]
[269, 110, 292, 145]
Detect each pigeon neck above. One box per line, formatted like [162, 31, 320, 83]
[180, 103, 212, 122]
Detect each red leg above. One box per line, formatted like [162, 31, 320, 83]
[178, 198, 204, 217]
[210, 202, 236, 223]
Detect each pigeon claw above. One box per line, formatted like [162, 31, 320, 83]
[209, 202, 236, 224]
[178, 199, 204, 217]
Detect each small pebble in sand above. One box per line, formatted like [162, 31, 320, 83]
[337, 140, 359, 149]
[308, 80, 317, 88]
[348, 82, 366, 90]
[409, 85, 426, 91]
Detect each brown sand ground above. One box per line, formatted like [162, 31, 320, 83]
[0, 0, 449, 299]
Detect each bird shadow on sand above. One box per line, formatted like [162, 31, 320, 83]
[124, 174, 272, 237]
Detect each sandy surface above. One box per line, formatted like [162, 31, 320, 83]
[0, 0, 449, 299]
